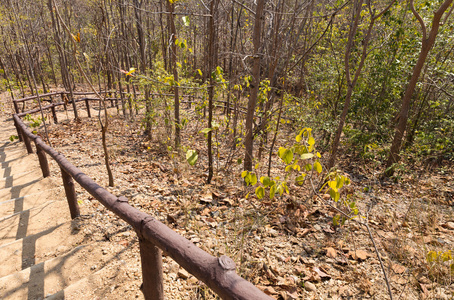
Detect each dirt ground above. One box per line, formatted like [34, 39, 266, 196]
[2, 89, 454, 299]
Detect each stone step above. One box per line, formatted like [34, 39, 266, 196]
[0, 177, 55, 202]
[0, 199, 71, 247]
[0, 156, 41, 179]
[0, 241, 127, 300]
[0, 147, 29, 164]
[45, 252, 144, 300]
[2, 154, 38, 169]
[0, 127, 18, 141]
[0, 189, 60, 217]
[0, 220, 84, 277]
[0, 169, 44, 190]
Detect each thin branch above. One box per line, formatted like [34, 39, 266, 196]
[442, 2, 454, 24]
[232, 0, 255, 16]
[308, 178, 394, 300]
[365, 221, 394, 300]
[410, 0, 427, 41]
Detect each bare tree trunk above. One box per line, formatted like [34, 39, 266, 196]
[328, 0, 397, 170]
[167, 0, 180, 147]
[385, 0, 453, 176]
[206, 0, 219, 184]
[243, 0, 265, 171]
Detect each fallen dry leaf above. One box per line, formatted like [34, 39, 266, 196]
[392, 263, 406, 274]
[326, 247, 337, 258]
[349, 249, 369, 261]
[312, 266, 331, 280]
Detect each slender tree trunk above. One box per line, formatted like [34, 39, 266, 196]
[167, 0, 180, 147]
[206, 0, 219, 184]
[385, 0, 453, 175]
[328, 0, 396, 170]
[243, 0, 265, 171]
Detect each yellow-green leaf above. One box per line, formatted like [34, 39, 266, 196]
[270, 184, 276, 199]
[260, 176, 271, 186]
[296, 173, 306, 185]
[301, 153, 314, 160]
[255, 186, 264, 199]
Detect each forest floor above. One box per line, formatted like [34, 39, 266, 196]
[3, 89, 454, 299]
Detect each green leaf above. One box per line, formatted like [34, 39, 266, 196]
[255, 186, 264, 199]
[314, 160, 322, 174]
[186, 150, 198, 166]
[260, 176, 271, 187]
[277, 184, 284, 196]
[249, 173, 258, 185]
[295, 173, 306, 185]
[278, 147, 286, 159]
[182, 16, 190, 26]
[336, 176, 345, 189]
[270, 184, 276, 199]
[281, 149, 293, 165]
[333, 215, 340, 226]
[282, 182, 289, 194]
[304, 163, 312, 171]
[200, 127, 212, 134]
[330, 189, 340, 202]
[285, 165, 292, 172]
[301, 153, 314, 160]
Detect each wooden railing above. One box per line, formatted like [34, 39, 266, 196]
[12, 90, 253, 121]
[12, 92, 273, 300]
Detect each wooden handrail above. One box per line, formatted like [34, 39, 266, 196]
[12, 101, 272, 300]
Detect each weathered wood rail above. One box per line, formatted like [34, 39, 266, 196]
[12, 90, 253, 121]
[12, 92, 273, 300]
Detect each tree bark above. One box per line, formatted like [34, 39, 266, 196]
[167, 0, 180, 147]
[243, 0, 265, 171]
[385, 0, 453, 175]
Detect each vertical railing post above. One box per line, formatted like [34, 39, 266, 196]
[61, 92, 67, 111]
[13, 118, 23, 142]
[139, 238, 164, 300]
[22, 130, 33, 154]
[35, 143, 50, 177]
[72, 99, 78, 120]
[85, 99, 91, 118]
[51, 105, 58, 123]
[13, 100, 20, 114]
[60, 167, 80, 219]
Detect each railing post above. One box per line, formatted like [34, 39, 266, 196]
[61, 92, 67, 110]
[22, 130, 33, 154]
[85, 99, 91, 118]
[139, 238, 164, 300]
[13, 118, 23, 142]
[35, 143, 50, 177]
[60, 167, 80, 219]
[13, 100, 20, 114]
[51, 105, 58, 123]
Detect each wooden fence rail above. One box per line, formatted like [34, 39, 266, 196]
[12, 97, 272, 300]
[12, 90, 254, 119]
